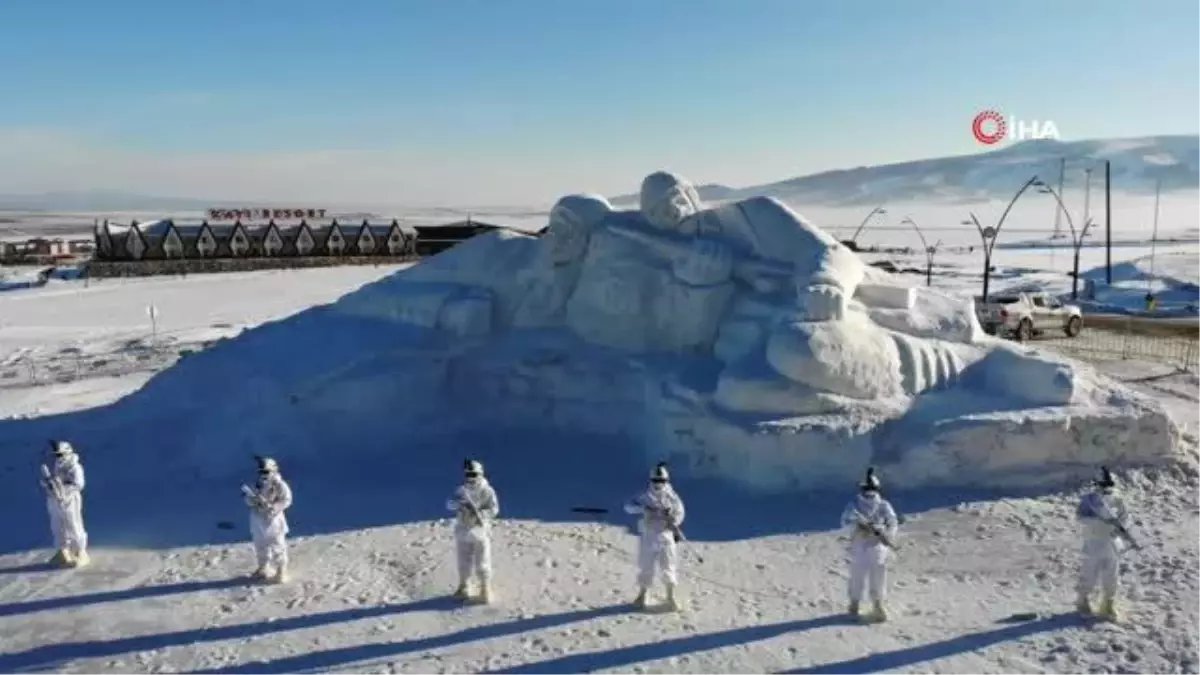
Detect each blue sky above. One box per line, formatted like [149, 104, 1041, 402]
[0, 0, 1196, 205]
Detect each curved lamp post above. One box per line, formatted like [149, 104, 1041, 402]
[964, 175, 1042, 303]
[848, 205, 888, 246]
[901, 216, 940, 287]
[1033, 179, 1095, 299]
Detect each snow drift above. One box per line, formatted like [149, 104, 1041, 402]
[4, 172, 1181, 494]
[1078, 250, 1200, 317]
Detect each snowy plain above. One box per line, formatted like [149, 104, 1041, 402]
[0, 196, 1198, 674]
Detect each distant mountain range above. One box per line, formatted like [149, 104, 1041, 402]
[1, 135, 1195, 213]
[612, 135, 1199, 207]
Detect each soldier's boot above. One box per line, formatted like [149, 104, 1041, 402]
[663, 582, 679, 612]
[252, 565, 270, 580]
[453, 581, 470, 599]
[633, 587, 648, 609]
[71, 549, 90, 568]
[479, 581, 493, 605]
[1098, 595, 1120, 622]
[270, 563, 289, 584]
[867, 600, 888, 623]
[1075, 592, 1092, 616]
[49, 549, 72, 566]
[848, 600, 860, 617]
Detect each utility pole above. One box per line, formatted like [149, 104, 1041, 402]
[1082, 165, 1093, 233]
[1052, 157, 1066, 238]
[1105, 159, 1112, 285]
[1149, 178, 1162, 286]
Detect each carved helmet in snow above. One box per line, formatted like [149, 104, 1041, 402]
[255, 455, 279, 475]
[49, 440, 74, 457]
[1094, 466, 1116, 490]
[464, 459, 484, 481]
[859, 467, 881, 493]
[650, 462, 670, 485]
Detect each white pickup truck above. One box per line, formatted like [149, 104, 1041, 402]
[975, 291, 1083, 341]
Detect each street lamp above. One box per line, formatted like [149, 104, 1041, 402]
[965, 175, 1042, 303]
[848, 205, 888, 247]
[901, 216, 940, 287]
[1032, 178, 1095, 299]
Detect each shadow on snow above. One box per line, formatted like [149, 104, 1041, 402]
[0, 604, 1079, 674]
[0, 576, 246, 618]
[0, 595, 461, 673]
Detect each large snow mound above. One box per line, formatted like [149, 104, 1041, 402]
[0, 172, 1180, 494]
[1078, 249, 1200, 316]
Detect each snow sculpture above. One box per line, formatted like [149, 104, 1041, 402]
[640, 171, 704, 233]
[513, 194, 612, 328]
[283, 170, 1178, 491]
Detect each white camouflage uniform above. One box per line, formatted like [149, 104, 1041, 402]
[446, 473, 500, 592]
[624, 481, 686, 592]
[1076, 487, 1130, 609]
[247, 464, 293, 579]
[840, 491, 898, 611]
[43, 442, 88, 563]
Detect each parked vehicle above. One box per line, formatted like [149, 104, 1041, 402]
[975, 291, 1083, 341]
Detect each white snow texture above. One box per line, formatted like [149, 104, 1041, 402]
[314, 170, 1180, 492]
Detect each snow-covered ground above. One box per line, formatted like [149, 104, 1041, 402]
[0, 446, 1196, 674]
[0, 265, 410, 413]
[1, 226, 1198, 673]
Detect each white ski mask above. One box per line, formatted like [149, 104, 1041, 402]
[464, 459, 484, 486]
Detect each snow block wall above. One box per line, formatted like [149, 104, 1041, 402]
[45, 171, 1181, 493]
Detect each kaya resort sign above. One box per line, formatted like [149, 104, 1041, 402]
[207, 208, 329, 221]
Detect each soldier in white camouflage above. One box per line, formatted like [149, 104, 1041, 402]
[244, 455, 293, 584]
[41, 440, 88, 568]
[446, 459, 500, 604]
[840, 467, 899, 623]
[623, 462, 686, 612]
[1076, 466, 1136, 621]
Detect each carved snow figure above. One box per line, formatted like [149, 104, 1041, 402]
[513, 194, 613, 328]
[327, 168, 1177, 493]
[640, 171, 704, 233]
[567, 171, 738, 352]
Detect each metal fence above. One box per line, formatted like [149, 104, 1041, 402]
[1030, 326, 1198, 372]
[0, 346, 188, 389]
[0, 327, 229, 390]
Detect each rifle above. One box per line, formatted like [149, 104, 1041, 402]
[643, 502, 685, 543]
[457, 493, 485, 528]
[855, 511, 898, 551]
[41, 464, 63, 501]
[242, 484, 265, 511]
[1081, 497, 1141, 551]
[1107, 519, 1142, 550]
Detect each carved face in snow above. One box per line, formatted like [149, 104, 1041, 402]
[640, 171, 703, 232]
[543, 194, 613, 265]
